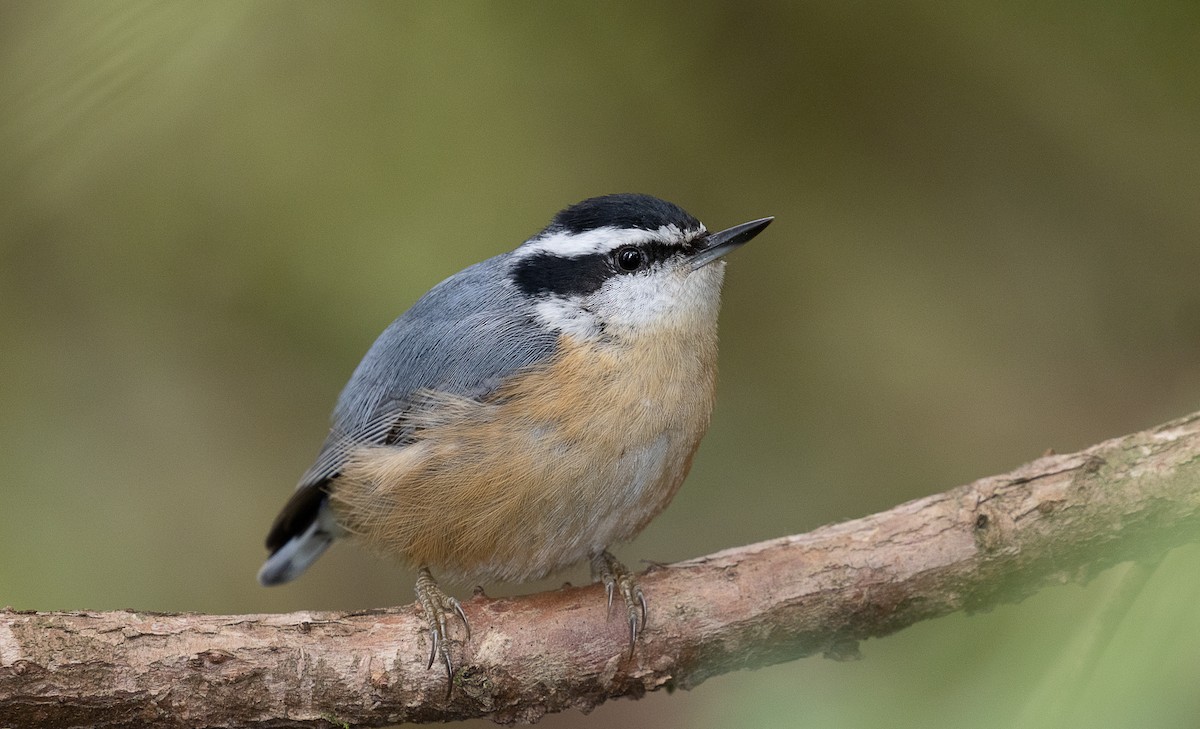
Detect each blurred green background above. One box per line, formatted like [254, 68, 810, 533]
[3, 2, 1199, 727]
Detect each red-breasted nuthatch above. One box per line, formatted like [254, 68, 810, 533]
[259, 193, 772, 674]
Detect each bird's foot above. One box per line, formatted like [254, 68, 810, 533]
[591, 549, 648, 657]
[415, 566, 470, 685]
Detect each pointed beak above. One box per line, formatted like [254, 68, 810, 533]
[690, 216, 774, 270]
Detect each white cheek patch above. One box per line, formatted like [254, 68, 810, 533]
[532, 296, 602, 339]
[531, 262, 726, 340]
[598, 262, 726, 334]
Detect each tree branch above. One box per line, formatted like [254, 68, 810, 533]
[4, 412, 1200, 728]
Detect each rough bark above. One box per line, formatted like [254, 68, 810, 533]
[3, 412, 1199, 728]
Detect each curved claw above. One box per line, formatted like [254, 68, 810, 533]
[591, 550, 650, 657]
[628, 588, 649, 656]
[451, 598, 471, 641]
[427, 627, 439, 670]
[415, 566, 471, 687]
[441, 641, 454, 686]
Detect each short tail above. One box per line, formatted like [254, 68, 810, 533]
[258, 483, 343, 586]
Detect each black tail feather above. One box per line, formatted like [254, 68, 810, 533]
[265, 481, 329, 554]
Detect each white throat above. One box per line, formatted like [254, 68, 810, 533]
[533, 261, 727, 342]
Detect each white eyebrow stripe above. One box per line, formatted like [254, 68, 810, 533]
[514, 223, 706, 259]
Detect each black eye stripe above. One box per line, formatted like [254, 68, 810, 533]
[510, 241, 690, 298]
[511, 251, 610, 297]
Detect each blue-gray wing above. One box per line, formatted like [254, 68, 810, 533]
[299, 252, 558, 489]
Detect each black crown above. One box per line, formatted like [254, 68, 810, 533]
[548, 193, 700, 235]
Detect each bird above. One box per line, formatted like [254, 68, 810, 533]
[258, 193, 772, 676]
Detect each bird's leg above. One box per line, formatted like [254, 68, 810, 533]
[414, 566, 470, 682]
[590, 549, 648, 657]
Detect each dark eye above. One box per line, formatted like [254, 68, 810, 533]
[615, 246, 643, 271]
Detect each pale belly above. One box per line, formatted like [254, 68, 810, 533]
[330, 331, 718, 584]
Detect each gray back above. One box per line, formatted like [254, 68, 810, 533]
[298, 252, 559, 488]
